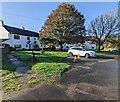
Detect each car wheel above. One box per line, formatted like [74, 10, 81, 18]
[85, 53, 90, 58]
[69, 52, 73, 57]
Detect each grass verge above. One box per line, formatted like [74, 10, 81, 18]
[32, 62, 70, 76]
[0, 57, 15, 77]
[2, 51, 70, 100]
[96, 51, 120, 55]
[12, 51, 70, 76]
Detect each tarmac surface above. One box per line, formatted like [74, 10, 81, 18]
[12, 55, 119, 100]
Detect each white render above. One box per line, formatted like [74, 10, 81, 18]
[62, 42, 97, 50]
[2, 34, 42, 50]
[1, 21, 42, 50]
[83, 41, 97, 50]
[63, 43, 82, 50]
[0, 23, 9, 39]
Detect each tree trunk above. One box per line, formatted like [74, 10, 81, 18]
[98, 40, 101, 51]
[60, 44, 63, 51]
[41, 45, 45, 53]
[58, 41, 63, 51]
[98, 45, 101, 51]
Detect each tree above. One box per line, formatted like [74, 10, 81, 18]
[40, 37, 52, 51]
[39, 3, 85, 50]
[103, 34, 119, 50]
[88, 11, 118, 51]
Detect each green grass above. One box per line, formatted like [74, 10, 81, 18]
[96, 51, 120, 55]
[1, 57, 24, 99]
[2, 51, 70, 100]
[28, 77, 57, 87]
[12, 51, 70, 76]
[1, 58, 17, 94]
[2, 74, 22, 92]
[28, 78, 41, 86]
[32, 62, 70, 76]
[0, 57, 16, 76]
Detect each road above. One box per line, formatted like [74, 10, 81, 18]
[12, 55, 119, 100]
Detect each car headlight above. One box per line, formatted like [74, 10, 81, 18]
[90, 52, 94, 55]
[90, 52, 96, 56]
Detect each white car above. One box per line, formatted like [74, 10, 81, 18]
[68, 47, 97, 58]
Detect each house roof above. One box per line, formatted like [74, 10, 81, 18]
[3, 25, 39, 37]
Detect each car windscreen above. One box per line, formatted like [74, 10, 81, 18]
[77, 48, 82, 51]
[71, 48, 78, 50]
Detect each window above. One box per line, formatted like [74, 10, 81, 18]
[14, 44, 21, 48]
[66, 46, 69, 48]
[27, 37, 30, 40]
[71, 48, 82, 51]
[14, 35, 20, 39]
[72, 48, 78, 50]
[91, 42, 95, 44]
[92, 47, 94, 49]
[77, 48, 82, 51]
[34, 41, 37, 44]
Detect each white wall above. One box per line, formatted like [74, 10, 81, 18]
[0, 26, 9, 39]
[83, 41, 97, 50]
[62, 43, 82, 50]
[2, 34, 42, 50]
[62, 42, 97, 50]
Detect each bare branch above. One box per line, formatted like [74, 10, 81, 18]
[88, 10, 118, 51]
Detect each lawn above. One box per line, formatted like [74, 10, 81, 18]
[11, 51, 70, 76]
[0, 57, 15, 76]
[1, 57, 23, 99]
[2, 51, 70, 100]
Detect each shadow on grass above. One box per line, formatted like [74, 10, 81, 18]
[1, 54, 16, 76]
[11, 50, 117, 70]
[24, 55, 68, 69]
[2, 55, 16, 72]
[11, 51, 69, 69]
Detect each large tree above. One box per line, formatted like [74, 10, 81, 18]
[88, 11, 118, 51]
[104, 34, 119, 50]
[39, 3, 85, 50]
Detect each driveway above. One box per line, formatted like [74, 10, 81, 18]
[12, 55, 118, 100]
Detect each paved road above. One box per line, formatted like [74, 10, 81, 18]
[59, 58, 118, 100]
[12, 55, 118, 100]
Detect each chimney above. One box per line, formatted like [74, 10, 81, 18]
[22, 27, 25, 30]
[0, 20, 4, 26]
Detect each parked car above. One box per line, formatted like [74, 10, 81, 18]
[68, 47, 97, 58]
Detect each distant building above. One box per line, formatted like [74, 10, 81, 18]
[62, 41, 97, 50]
[83, 41, 97, 50]
[0, 20, 42, 50]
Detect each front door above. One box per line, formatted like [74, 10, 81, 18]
[29, 44, 31, 49]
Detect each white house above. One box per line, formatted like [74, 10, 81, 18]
[0, 20, 42, 50]
[62, 43, 82, 50]
[83, 41, 97, 50]
[0, 21, 9, 40]
[62, 41, 97, 50]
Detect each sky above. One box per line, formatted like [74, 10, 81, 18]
[1, 2, 118, 32]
